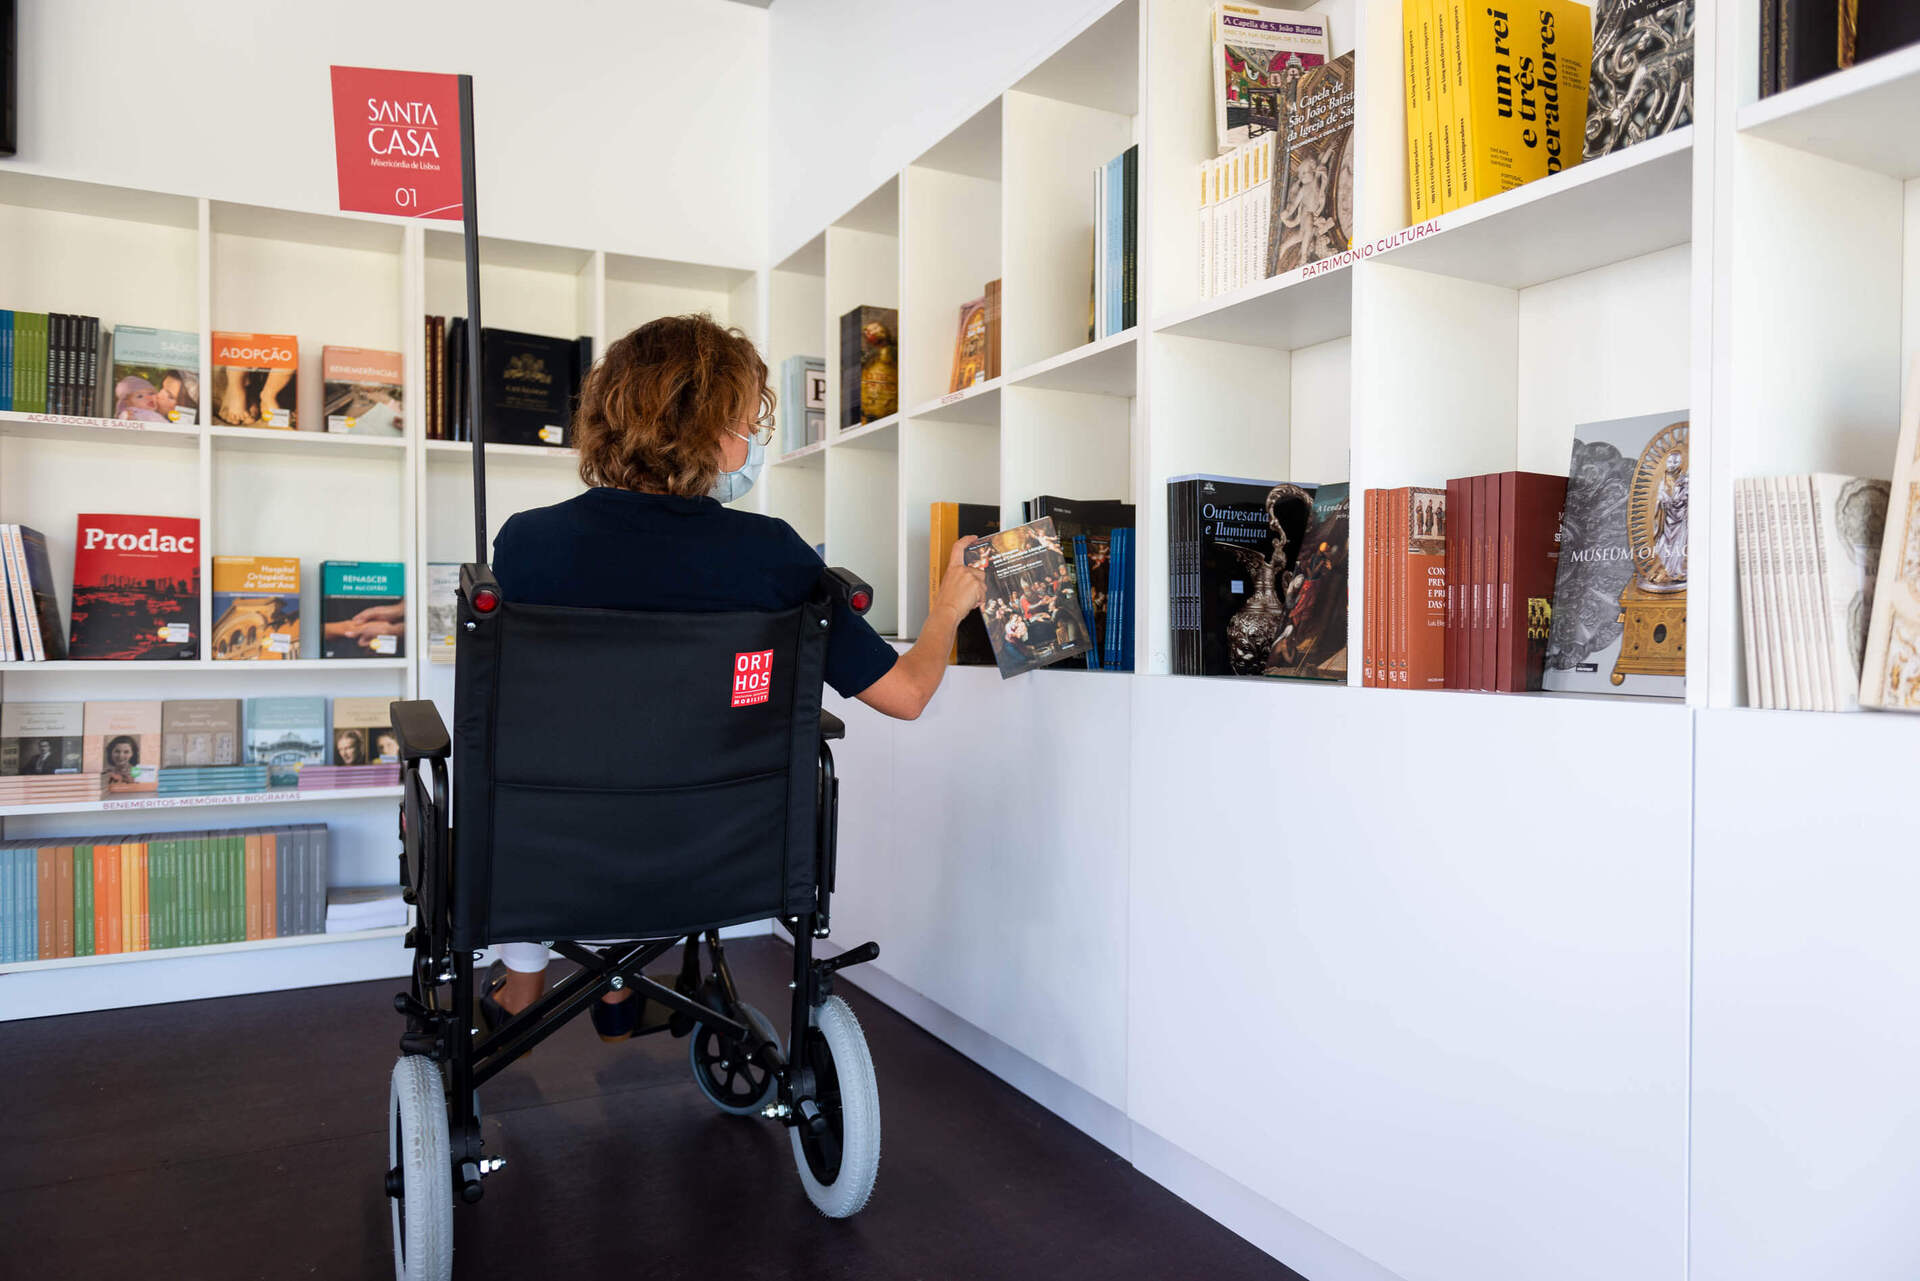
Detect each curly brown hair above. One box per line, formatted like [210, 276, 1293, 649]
[573, 314, 772, 497]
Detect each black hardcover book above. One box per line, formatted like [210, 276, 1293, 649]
[50, 312, 66, 415]
[952, 501, 1000, 666]
[445, 316, 468, 442]
[1854, 0, 1920, 62]
[1781, 0, 1841, 91]
[1171, 474, 1325, 677]
[1029, 496, 1133, 668]
[83, 315, 98, 416]
[479, 327, 573, 448]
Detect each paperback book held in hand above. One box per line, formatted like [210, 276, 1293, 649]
[1543, 411, 1688, 697]
[965, 518, 1094, 678]
[67, 514, 200, 661]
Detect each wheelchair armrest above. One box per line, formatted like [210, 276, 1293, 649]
[389, 700, 451, 762]
[819, 710, 846, 742]
[822, 567, 873, 616]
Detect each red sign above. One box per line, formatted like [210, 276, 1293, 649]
[329, 65, 464, 220]
[731, 650, 775, 708]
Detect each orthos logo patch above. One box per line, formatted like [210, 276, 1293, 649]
[731, 650, 774, 707]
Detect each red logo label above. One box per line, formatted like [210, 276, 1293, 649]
[329, 65, 465, 220]
[731, 650, 774, 707]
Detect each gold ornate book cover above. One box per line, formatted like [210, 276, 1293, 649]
[1858, 361, 1920, 710]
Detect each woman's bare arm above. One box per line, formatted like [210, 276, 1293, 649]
[857, 537, 985, 721]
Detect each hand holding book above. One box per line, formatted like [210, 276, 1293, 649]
[934, 535, 987, 621]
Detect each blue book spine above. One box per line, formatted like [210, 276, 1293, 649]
[24, 847, 37, 960]
[1071, 534, 1097, 669]
[1, 310, 12, 412]
[4, 848, 16, 963]
[1120, 529, 1136, 671]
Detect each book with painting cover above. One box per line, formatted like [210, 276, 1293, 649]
[245, 696, 328, 788]
[66, 514, 199, 660]
[210, 332, 298, 430]
[211, 556, 300, 661]
[1265, 482, 1349, 681]
[1268, 51, 1356, 275]
[929, 502, 1000, 666]
[109, 326, 199, 425]
[321, 561, 405, 659]
[82, 700, 160, 793]
[839, 306, 898, 428]
[1543, 411, 1689, 697]
[965, 518, 1094, 677]
[321, 346, 403, 436]
[950, 295, 989, 393]
[1213, 2, 1330, 154]
[160, 699, 242, 767]
[1586, 0, 1692, 156]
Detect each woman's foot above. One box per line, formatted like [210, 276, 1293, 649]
[590, 989, 639, 1042]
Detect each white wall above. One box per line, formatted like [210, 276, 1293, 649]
[5, 0, 768, 269]
[767, 0, 1115, 262]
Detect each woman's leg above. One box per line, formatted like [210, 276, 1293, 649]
[495, 942, 549, 1014]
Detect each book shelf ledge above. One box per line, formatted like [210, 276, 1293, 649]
[0, 410, 201, 448]
[905, 378, 1002, 425]
[1375, 126, 1695, 291]
[774, 439, 829, 467]
[1153, 262, 1354, 350]
[207, 424, 408, 457]
[0, 784, 403, 818]
[1735, 42, 1920, 180]
[1007, 331, 1138, 396]
[0, 658, 410, 673]
[423, 439, 578, 463]
[0, 923, 409, 976]
[836, 414, 900, 450]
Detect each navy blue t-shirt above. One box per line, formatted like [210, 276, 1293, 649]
[491, 487, 898, 699]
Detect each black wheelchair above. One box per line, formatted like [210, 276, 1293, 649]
[384, 561, 883, 1281]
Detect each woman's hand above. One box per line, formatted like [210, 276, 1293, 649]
[933, 535, 986, 619]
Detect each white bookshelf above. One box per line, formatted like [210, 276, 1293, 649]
[5, 3, 1920, 1274]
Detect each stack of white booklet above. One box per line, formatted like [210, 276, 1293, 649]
[1734, 475, 1889, 711]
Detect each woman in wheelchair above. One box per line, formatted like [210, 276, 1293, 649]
[481, 313, 985, 1034]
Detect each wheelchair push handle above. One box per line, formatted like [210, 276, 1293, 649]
[824, 567, 873, 616]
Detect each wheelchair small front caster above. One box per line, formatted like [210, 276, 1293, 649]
[689, 1002, 780, 1115]
[388, 1055, 453, 1281]
[788, 996, 881, 1218]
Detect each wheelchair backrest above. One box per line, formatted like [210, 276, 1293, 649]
[452, 576, 829, 950]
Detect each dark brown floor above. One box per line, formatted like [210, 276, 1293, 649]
[0, 937, 1301, 1281]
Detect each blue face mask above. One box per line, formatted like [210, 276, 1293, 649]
[710, 428, 766, 504]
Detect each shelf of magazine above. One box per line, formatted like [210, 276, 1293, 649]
[0, 784, 403, 819]
[0, 922, 410, 976]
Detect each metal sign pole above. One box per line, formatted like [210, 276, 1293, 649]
[457, 73, 488, 567]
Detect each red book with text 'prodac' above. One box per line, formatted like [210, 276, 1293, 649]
[66, 514, 201, 660]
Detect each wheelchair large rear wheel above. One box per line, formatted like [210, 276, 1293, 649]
[388, 1055, 453, 1281]
[789, 996, 881, 1218]
[689, 1001, 780, 1115]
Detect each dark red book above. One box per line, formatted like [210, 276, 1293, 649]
[1480, 474, 1501, 690]
[66, 514, 200, 660]
[1443, 477, 1465, 688]
[1496, 472, 1569, 692]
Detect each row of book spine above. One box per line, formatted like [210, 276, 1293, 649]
[1362, 474, 1566, 693]
[1403, 0, 1592, 224]
[0, 522, 63, 662]
[0, 310, 101, 416]
[1762, 1, 1920, 97]
[1198, 134, 1273, 300]
[0, 823, 330, 964]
